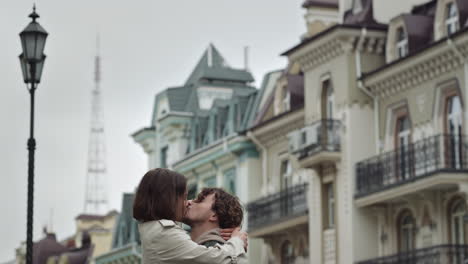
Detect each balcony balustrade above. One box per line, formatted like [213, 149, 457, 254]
[356, 134, 468, 199]
[289, 119, 341, 168]
[247, 184, 308, 232]
[356, 244, 468, 264]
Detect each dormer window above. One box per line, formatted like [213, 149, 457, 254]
[396, 27, 409, 58]
[352, 0, 363, 14]
[446, 2, 459, 35]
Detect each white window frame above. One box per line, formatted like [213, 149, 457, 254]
[446, 2, 459, 35]
[396, 27, 409, 58]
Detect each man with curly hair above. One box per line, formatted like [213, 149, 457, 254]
[183, 187, 244, 248]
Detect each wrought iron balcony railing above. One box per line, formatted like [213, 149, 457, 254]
[356, 244, 468, 264]
[289, 119, 341, 159]
[356, 134, 468, 198]
[247, 184, 308, 231]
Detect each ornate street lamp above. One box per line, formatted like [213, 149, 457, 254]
[19, 5, 48, 264]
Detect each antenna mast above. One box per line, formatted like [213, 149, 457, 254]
[84, 34, 108, 214]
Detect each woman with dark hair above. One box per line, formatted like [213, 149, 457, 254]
[134, 168, 248, 264]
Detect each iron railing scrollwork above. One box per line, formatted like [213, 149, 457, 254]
[356, 134, 468, 198]
[247, 184, 308, 231]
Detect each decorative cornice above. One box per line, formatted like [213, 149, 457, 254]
[252, 109, 305, 147]
[363, 37, 468, 99]
[288, 28, 386, 72]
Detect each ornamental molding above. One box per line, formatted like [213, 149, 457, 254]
[364, 38, 468, 99]
[288, 28, 386, 72]
[252, 110, 305, 147]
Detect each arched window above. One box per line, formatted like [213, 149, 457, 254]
[282, 86, 290, 112]
[321, 79, 334, 120]
[396, 27, 409, 58]
[446, 2, 459, 35]
[450, 199, 467, 245]
[396, 115, 411, 179]
[445, 95, 463, 169]
[280, 159, 292, 190]
[398, 211, 416, 252]
[281, 240, 295, 264]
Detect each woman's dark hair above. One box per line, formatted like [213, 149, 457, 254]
[133, 168, 187, 222]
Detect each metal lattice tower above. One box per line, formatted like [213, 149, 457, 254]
[84, 35, 108, 214]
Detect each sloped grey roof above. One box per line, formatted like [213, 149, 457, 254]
[456, 0, 468, 29]
[302, 0, 338, 8]
[166, 86, 191, 112]
[402, 14, 434, 53]
[344, 0, 386, 29]
[112, 193, 140, 249]
[185, 44, 254, 86]
[33, 234, 68, 264]
[245, 70, 283, 128]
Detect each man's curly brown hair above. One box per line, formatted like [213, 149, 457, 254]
[194, 187, 243, 228]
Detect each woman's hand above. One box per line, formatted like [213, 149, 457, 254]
[231, 227, 248, 252]
[220, 228, 235, 240]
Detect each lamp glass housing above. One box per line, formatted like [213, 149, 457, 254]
[19, 53, 46, 84]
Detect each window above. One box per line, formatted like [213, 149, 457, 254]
[398, 211, 415, 252]
[450, 199, 467, 244]
[323, 183, 335, 229]
[213, 115, 218, 140]
[223, 168, 236, 194]
[321, 79, 334, 120]
[301, 130, 307, 145]
[446, 2, 459, 35]
[160, 146, 168, 168]
[204, 176, 217, 187]
[396, 116, 411, 179]
[446, 95, 463, 168]
[396, 27, 409, 58]
[282, 86, 290, 112]
[280, 240, 295, 264]
[280, 159, 292, 190]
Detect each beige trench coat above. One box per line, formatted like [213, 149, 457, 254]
[139, 220, 246, 264]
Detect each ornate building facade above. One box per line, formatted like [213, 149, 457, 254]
[128, 0, 468, 263]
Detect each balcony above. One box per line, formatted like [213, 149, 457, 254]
[356, 244, 468, 264]
[355, 134, 468, 206]
[289, 119, 341, 168]
[247, 184, 308, 237]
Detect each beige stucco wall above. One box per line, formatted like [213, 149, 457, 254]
[377, 67, 466, 149]
[75, 214, 117, 260]
[299, 30, 386, 262]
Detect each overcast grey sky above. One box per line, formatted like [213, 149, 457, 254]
[0, 0, 426, 261]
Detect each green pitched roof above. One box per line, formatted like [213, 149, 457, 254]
[185, 44, 254, 86]
[166, 86, 191, 112]
[112, 193, 139, 248]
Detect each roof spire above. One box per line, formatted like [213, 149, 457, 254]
[94, 33, 101, 84]
[207, 44, 213, 67]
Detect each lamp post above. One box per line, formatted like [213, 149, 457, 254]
[19, 5, 48, 264]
